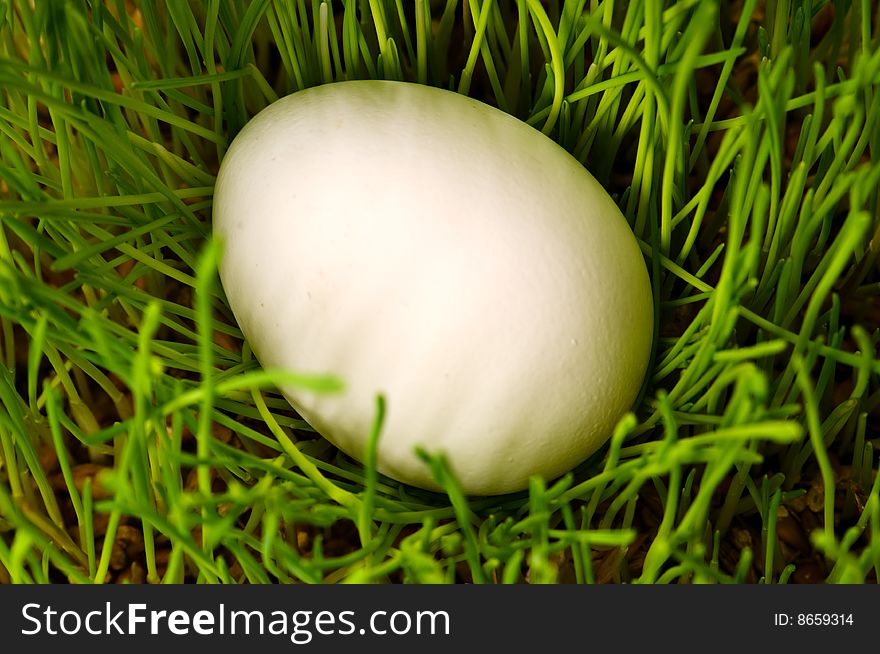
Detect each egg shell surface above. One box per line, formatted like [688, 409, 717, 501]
[213, 80, 653, 495]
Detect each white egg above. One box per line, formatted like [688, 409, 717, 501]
[213, 80, 653, 495]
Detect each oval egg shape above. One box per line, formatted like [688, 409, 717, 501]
[213, 80, 653, 495]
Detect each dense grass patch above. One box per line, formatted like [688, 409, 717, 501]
[0, 0, 878, 584]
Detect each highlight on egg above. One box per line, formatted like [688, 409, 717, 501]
[213, 80, 654, 495]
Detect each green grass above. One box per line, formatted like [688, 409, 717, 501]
[0, 0, 878, 584]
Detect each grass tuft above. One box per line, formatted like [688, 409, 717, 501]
[0, 0, 878, 584]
